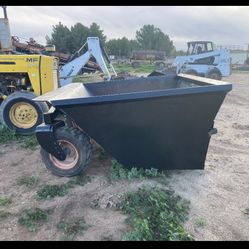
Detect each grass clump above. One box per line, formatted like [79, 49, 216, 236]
[195, 218, 207, 228]
[0, 126, 38, 149]
[36, 176, 91, 201]
[110, 160, 168, 181]
[57, 218, 87, 240]
[36, 184, 69, 200]
[0, 126, 16, 144]
[118, 187, 193, 241]
[18, 207, 53, 232]
[133, 63, 157, 73]
[113, 63, 133, 74]
[16, 176, 39, 187]
[21, 134, 38, 149]
[113, 63, 157, 74]
[0, 196, 11, 206]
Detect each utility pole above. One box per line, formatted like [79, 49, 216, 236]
[2, 6, 7, 19]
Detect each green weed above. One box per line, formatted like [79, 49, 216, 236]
[195, 218, 207, 228]
[18, 207, 53, 232]
[36, 176, 91, 201]
[21, 134, 38, 149]
[57, 218, 87, 240]
[110, 160, 168, 181]
[118, 187, 194, 241]
[0, 196, 11, 206]
[16, 176, 39, 187]
[113, 63, 157, 74]
[0, 126, 37, 149]
[36, 184, 69, 200]
[0, 126, 16, 144]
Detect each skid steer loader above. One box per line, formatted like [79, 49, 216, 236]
[150, 41, 231, 80]
[0, 6, 116, 135]
[173, 41, 231, 80]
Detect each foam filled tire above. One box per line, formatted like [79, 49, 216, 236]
[206, 69, 222, 80]
[0, 91, 48, 135]
[40, 127, 92, 177]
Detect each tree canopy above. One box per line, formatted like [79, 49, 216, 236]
[136, 24, 175, 55]
[46, 23, 176, 57]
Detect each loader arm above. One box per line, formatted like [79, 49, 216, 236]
[59, 37, 116, 87]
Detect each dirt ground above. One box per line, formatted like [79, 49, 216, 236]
[0, 72, 248, 241]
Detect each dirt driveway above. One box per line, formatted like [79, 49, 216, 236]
[0, 72, 248, 241]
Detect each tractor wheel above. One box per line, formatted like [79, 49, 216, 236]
[40, 127, 92, 177]
[206, 69, 222, 80]
[184, 69, 198, 76]
[0, 91, 48, 135]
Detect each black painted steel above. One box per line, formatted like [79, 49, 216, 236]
[36, 120, 66, 161]
[35, 74, 232, 170]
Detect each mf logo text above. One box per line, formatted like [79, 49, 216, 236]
[26, 58, 39, 63]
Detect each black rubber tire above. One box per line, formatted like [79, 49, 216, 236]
[206, 69, 222, 80]
[0, 91, 48, 135]
[184, 69, 198, 76]
[155, 61, 165, 69]
[40, 127, 92, 177]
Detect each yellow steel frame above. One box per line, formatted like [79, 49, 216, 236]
[0, 54, 59, 96]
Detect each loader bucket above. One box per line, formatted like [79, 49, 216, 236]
[35, 73, 232, 170]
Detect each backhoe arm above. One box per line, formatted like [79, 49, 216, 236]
[59, 37, 116, 87]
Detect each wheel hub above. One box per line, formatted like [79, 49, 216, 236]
[49, 140, 79, 170]
[9, 102, 38, 129]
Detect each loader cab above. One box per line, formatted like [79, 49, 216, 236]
[187, 41, 214, 55]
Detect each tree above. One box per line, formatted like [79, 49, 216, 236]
[46, 22, 73, 53]
[106, 38, 140, 57]
[46, 22, 107, 54]
[130, 39, 140, 51]
[70, 23, 89, 54]
[88, 22, 106, 45]
[135, 24, 175, 55]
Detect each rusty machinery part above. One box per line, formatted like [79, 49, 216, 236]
[0, 73, 32, 97]
[0, 91, 48, 135]
[40, 126, 92, 177]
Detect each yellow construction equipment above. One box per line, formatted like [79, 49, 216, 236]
[0, 54, 59, 134]
[0, 6, 59, 134]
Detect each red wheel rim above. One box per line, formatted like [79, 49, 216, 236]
[49, 140, 79, 170]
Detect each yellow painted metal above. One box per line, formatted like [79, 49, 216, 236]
[9, 102, 38, 129]
[0, 54, 59, 96]
[40, 56, 59, 94]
